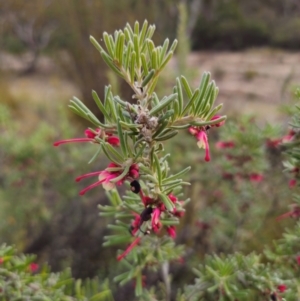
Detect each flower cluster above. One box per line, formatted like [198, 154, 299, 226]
[76, 162, 139, 194]
[266, 129, 296, 149]
[188, 115, 225, 162]
[117, 191, 185, 260]
[214, 120, 266, 183]
[54, 128, 120, 147]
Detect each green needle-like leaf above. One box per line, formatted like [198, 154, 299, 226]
[117, 118, 128, 157]
[124, 41, 133, 71]
[159, 51, 173, 72]
[147, 39, 155, 59]
[139, 20, 148, 46]
[100, 51, 124, 78]
[90, 36, 104, 52]
[149, 93, 178, 116]
[101, 143, 122, 165]
[151, 49, 158, 70]
[153, 153, 162, 185]
[88, 146, 102, 164]
[141, 69, 155, 87]
[130, 51, 136, 83]
[194, 72, 211, 114]
[170, 39, 178, 52]
[181, 88, 200, 116]
[103, 32, 115, 57]
[125, 23, 134, 40]
[92, 90, 111, 121]
[133, 34, 140, 69]
[176, 77, 184, 115]
[191, 115, 226, 127]
[160, 38, 169, 63]
[124, 27, 132, 42]
[141, 53, 149, 75]
[115, 32, 125, 65]
[155, 130, 178, 141]
[180, 75, 193, 98]
[206, 103, 223, 121]
[134, 20, 139, 35]
[145, 24, 156, 41]
[163, 166, 191, 182]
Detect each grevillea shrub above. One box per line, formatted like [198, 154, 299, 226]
[53, 20, 226, 297]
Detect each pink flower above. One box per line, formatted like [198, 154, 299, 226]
[249, 173, 264, 183]
[138, 189, 156, 207]
[76, 162, 139, 195]
[282, 130, 296, 143]
[215, 141, 235, 149]
[0, 258, 4, 264]
[276, 205, 300, 221]
[177, 257, 184, 264]
[173, 207, 185, 218]
[54, 128, 120, 147]
[266, 138, 281, 148]
[166, 226, 176, 239]
[151, 208, 162, 233]
[168, 194, 178, 203]
[277, 284, 287, 293]
[117, 237, 141, 261]
[84, 128, 99, 138]
[130, 213, 142, 235]
[189, 127, 210, 162]
[106, 135, 120, 146]
[289, 179, 297, 188]
[210, 115, 225, 127]
[196, 221, 210, 230]
[296, 256, 300, 265]
[29, 263, 39, 272]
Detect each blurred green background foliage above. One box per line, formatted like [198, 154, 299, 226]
[0, 0, 300, 299]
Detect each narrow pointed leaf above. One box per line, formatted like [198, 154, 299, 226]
[124, 41, 133, 71]
[133, 34, 140, 69]
[170, 39, 178, 52]
[151, 49, 158, 70]
[90, 36, 104, 52]
[130, 51, 136, 83]
[139, 20, 148, 46]
[159, 51, 173, 71]
[92, 90, 111, 121]
[103, 32, 114, 57]
[141, 69, 155, 87]
[153, 153, 162, 185]
[117, 118, 128, 157]
[206, 103, 223, 121]
[176, 77, 184, 115]
[100, 51, 124, 78]
[163, 166, 191, 182]
[141, 53, 149, 75]
[134, 21, 139, 35]
[149, 93, 178, 116]
[155, 130, 178, 141]
[115, 32, 125, 65]
[160, 38, 169, 63]
[181, 88, 200, 115]
[180, 76, 193, 98]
